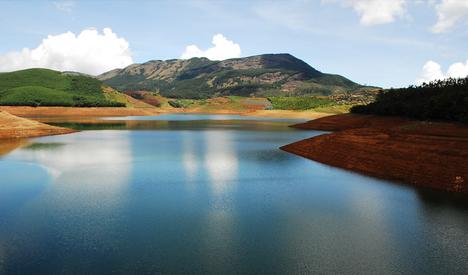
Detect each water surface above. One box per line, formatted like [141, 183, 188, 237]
[0, 114, 467, 274]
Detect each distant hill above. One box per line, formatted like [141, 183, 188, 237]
[352, 77, 468, 123]
[98, 54, 375, 99]
[0, 69, 125, 107]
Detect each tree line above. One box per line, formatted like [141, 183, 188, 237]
[351, 77, 468, 123]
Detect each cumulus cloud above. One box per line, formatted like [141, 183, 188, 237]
[431, 0, 468, 33]
[180, 34, 241, 60]
[0, 28, 133, 75]
[417, 60, 468, 84]
[323, 0, 407, 25]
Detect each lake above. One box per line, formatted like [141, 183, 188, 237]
[0, 114, 467, 274]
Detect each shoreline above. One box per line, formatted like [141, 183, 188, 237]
[152, 107, 334, 120]
[0, 106, 334, 140]
[0, 106, 161, 117]
[0, 111, 76, 140]
[281, 114, 468, 194]
[0, 106, 334, 120]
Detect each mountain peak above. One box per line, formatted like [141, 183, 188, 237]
[98, 54, 365, 99]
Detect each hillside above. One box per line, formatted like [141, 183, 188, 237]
[0, 69, 125, 107]
[98, 54, 374, 99]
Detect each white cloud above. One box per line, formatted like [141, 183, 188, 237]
[431, 0, 468, 33]
[53, 0, 75, 12]
[417, 60, 445, 84]
[417, 60, 468, 84]
[180, 34, 241, 60]
[0, 28, 133, 75]
[323, 0, 407, 25]
[446, 60, 468, 77]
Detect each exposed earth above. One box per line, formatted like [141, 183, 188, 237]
[0, 111, 75, 139]
[0, 106, 160, 117]
[281, 114, 468, 194]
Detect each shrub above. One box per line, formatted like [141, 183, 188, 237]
[168, 100, 183, 108]
[268, 96, 333, 110]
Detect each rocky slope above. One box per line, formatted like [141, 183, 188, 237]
[98, 54, 375, 99]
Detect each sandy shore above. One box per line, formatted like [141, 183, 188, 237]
[0, 111, 75, 139]
[0, 106, 333, 120]
[281, 114, 468, 194]
[0, 106, 161, 117]
[0, 106, 334, 140]
[162, 108, 333, 119]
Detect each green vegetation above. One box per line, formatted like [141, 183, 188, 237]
[309, 104, 354, 114]
[351, 77, 468, 123]
[103, 89, 133, 106]
[0, 69, 125, 107]
[168, 99, 204, 108]
[165, 96, 272, 112]
[268, 96, 333, 110]
[168, 100, 185, 108]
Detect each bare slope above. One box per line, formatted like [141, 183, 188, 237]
[281, 114, 468, 194]
[0, 111, 75, 139]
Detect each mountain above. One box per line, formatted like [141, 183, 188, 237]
[0, 68, 124, 107]
[98, 54, 373, 99]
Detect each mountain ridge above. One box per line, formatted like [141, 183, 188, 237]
[98, 53, 376, 99]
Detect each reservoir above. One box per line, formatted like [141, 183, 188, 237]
[0, 114, 467, 274]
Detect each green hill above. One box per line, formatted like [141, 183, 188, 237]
[98, 54, 376, 99]
[351, 77, 468, 123]
[0, 69, 125, 107]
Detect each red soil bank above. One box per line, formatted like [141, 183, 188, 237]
[282, 114, 468, 194]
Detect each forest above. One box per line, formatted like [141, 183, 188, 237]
[351, 77, 468, 123]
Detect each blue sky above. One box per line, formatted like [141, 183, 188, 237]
[0, 0, 466, 88]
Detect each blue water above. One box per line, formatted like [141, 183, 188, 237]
[102, 114, 305, 122]
[0, 114, 467, 274]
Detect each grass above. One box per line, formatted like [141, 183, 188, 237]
[166, 96, 272, 112]
[0, 68, 125, 107]
[153, 95, 350, 114]
[0, 86, 75, 106]
[268, 96, 333, 110]
[104, 89, 130, 105]
[168, 99, 199, 108]
[310, 104, 354, 114]
[0, 68, 70, 91]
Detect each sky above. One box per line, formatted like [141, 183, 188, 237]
[0, 0, 466, 88]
